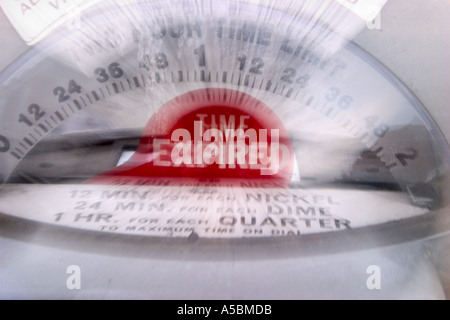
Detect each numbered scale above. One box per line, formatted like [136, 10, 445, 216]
[0, 0, 449, 298]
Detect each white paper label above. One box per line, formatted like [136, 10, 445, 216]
[0, 184, 427, 239]
[335, 0, 388, 21]
[1, 0, 388, 45]
[0, 0, 101, 45]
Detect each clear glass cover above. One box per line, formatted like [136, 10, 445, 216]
[0, 0, 449, 299]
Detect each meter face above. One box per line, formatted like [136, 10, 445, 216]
[0, 0, 449, 253]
